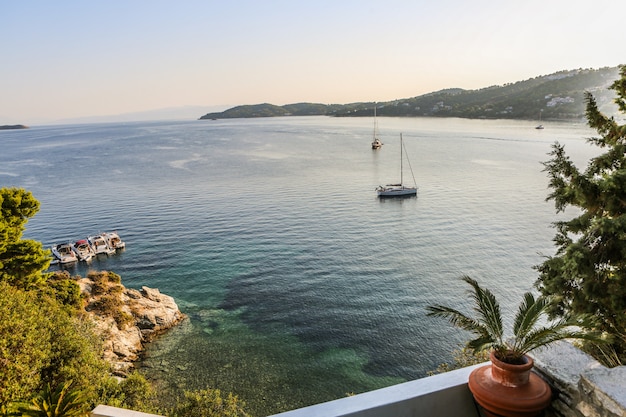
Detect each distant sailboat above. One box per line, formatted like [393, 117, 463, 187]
[535, 110, 544, 129]
[376, 133, 417, 197]
[371, 106, 383, 149]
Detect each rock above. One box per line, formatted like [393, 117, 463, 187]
[78, 272, 185, 376]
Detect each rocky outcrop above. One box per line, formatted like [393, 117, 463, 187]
[78, 271, 186, 376]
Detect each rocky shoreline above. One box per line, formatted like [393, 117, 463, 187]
[77, 272, 186, 376]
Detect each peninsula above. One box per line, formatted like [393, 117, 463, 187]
[0, 124, 28, 130]
[199, 66, 619, 121]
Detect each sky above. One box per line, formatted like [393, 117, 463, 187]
[1, 0, 624, 124]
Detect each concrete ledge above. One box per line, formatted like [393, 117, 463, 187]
[91, 343, 625, 417]
[531, 341, 626, 417]
[91, 405, 162, 417]
[268, 363, 485, 417]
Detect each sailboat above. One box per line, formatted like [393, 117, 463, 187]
[535, 110, 544, 129]
[376, 133, 418, 197]
[371, 106, 383, 149]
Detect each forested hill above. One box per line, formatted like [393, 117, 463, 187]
[199, 66, 620, 121]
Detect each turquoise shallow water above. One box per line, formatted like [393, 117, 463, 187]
[1, 116, 596, 415]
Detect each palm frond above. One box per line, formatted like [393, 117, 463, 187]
[427, 275, 608, 364]
[514, 318, 603, 355]
[467, 335, 499, 353]
[512, 293, 550, 340]
[462, 275, 503, 344]
[426, 305, 488, 335]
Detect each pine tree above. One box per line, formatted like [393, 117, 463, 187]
[0, 187, 51, 289]
[536, 65, 626, 363]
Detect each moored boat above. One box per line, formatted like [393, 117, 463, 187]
[88, 234, 115, 255]
[371, 105, 383, 149]
[51, 243, 79, 264]
[376, 133, 418, 197]
[72, 239, 95, 262]
[102, 231, 125, 250]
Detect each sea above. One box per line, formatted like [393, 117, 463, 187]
[0, 116, 598, 416]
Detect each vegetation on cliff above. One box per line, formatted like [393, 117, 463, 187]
[199, 66, 620, 121]
[0, 187, 249, 416]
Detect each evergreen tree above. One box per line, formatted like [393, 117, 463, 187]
[536, 65, 626, 363]
[0, 187, 50, 289]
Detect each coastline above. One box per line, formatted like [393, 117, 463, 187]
[76, 271, 186, 376]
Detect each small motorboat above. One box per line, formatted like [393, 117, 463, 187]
[72, 239, 95, 262]
[102, 231, 125, 250]
[51, 243, 79, 264]
[88, 234, 115, 255]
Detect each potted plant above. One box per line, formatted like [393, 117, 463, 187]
[426, 275, 602, 417]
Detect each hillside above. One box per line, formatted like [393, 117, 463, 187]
[199, 66, 620, 121]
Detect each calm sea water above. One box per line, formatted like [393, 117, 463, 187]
[1, 116, 597, 415]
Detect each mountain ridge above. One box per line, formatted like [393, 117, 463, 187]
[199, 66, 621, 121]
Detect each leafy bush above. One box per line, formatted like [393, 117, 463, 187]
[42, 271, 82, 311]
[94, 373, 161, 415]
[0, 281, 52, 407]
[0, 281, 109, 410]
[169, 389, 250, 417]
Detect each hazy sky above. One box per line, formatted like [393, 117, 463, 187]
[2, 0, 624, 123]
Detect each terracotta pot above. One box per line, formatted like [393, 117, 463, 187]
[467, 351, 552, 417]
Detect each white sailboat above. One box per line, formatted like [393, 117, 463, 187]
[371, 105, 383, 149]
[376, 133, 418, 197]
[535, 109, 544, 129]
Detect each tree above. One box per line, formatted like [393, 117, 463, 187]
[536, 65, 626, 363]
[0, 187, 50, 290]
[426, 276, 600, 364]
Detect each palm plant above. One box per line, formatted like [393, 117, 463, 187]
[426, 275, 603, 365]
[19, 381, 88, 417]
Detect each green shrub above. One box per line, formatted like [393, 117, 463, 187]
[169, 389, 250, 417]
[0, 282, 109, 410]
[43, 271, 82, 311]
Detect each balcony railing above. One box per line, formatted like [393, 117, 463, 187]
[90, 342, 626, 417]
[91, 363, 485, 417]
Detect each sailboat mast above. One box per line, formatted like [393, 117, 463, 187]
[373, 105, 378, 139]
[400, 133, 403, 186]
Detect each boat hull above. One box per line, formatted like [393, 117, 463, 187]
[377, 186, 418, 197]
[88, 235, 115, 255]
[51, 244, 78, 264]
[72, 239, 95, 262]
[102, 232, 125, 250]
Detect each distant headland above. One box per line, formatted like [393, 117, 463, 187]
[199, 66, 620, 121]
[0, 124, 28, 130]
